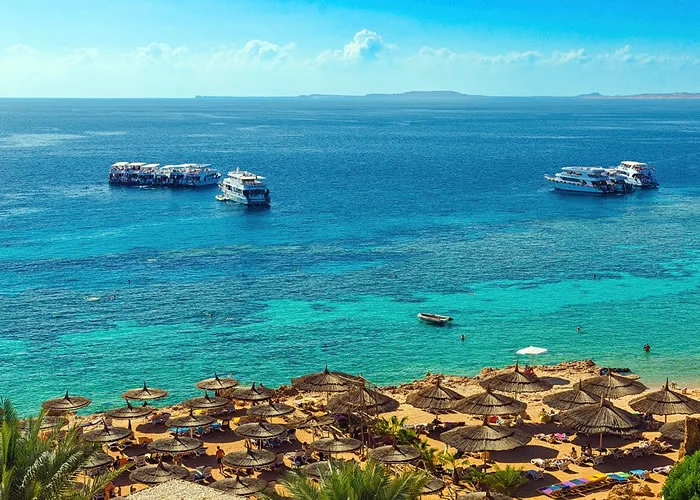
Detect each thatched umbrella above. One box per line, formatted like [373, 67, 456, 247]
[311, 436, 362, 454]
[165, 411, 215, 429]
[82, 422, 132, 443]
[289, 415, 336, 430]
[660, 419, 685, 441]
[222, 448, 277, 469]
[81, 452, 113, 470]
[558, 397, 642, 449]
[368, 444, 421, 464]
[234, 421, 287, 441]
[422, 478, 446, 495]
[580, 372, 646, 400]
[209, 476, 269, 496]
[121, 382, 168, 401]
[629, 379, 700, 422]
[292, 366, 358, 393]
[327, 386, 399, 415]
[182, 392, 230, 410]
[20, 415, 67, 431]
[440, 424, 531, 452]
[542, 381, 598, 410]
[452, 389, 527, 416]
[302, 460, 334, 478]
[479, 363, 552, 394]
[195, 372, 240, 392]
[148, 436, 203, 454]
[228, 382, 275, 402]
[105, 400, 154, 420]
[129, 461, 189, 484]
[247, 402, 295, 418]
[405, 379, 464, 420]
[42, 391, 91, 412]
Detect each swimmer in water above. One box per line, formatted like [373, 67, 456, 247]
[577, 326, 582, 332]
[461, 334, 465, 342]
[643, 343, 651, 352]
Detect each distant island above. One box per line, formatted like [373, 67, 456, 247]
[194, 91, 700, 100]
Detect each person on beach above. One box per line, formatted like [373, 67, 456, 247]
[216, 446, 225, 473]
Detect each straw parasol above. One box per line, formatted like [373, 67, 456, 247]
[247, 402, 295, 418]
[629, 379, 700, 421]
[311, 436, 362, 454]
[542, 381, 598, 410]
[440, 424, 531, 452]
[405, 379, 464, 418]
[327, 386, 399, 414]
[82, 422, 132, 443]
[209, 476, 269, 496]
[452, 389, 527, 416]
[369, 444, 421, 464]
[20, 415, 67, 431]
[580, 372, 647, 400]
[148, 436, 203, 454]
[558, 397, 642, 449]
[105, 400, 154, 420]
[288, 415, 337, 430]
[479, 363, 553, 394]
[292, 366, 358, 393]
[228, 382, 275, 402]
[129, 461, 189, 484]
[234, 421, 287, 440]
[165, 411, 216, 429]
[221, 448, 277, 469]
[422, 478, 446, 495]
[121, 382, 168, 401]
[302, 460, 334, 478]
[195, 372, 240, 392]
[182, 392, 230, 410]
[81, 452, 113, 470]
[42, 391, 91, 412]
[659, 419, 685, 441]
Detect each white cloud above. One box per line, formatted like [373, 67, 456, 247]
[212, 40, 296, 66]
[131, 42, 190, 63]
[318, 29, 390, 63]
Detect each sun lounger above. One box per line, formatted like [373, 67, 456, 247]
[630, 469, 650, 481]
[525, 469, 544, 480]
[653, 465, 673, 475]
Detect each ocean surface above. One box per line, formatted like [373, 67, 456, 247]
[1, 97, 699, 416]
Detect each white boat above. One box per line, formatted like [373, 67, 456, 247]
[607, 161, 659, 188]
[109, 162, 220, 187]
[417, 313, 453, 326]
[544, 167, 629, 194]
[218, 168, 270, 206]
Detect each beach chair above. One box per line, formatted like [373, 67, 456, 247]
[525, 469, 544, 480]
[134, 455, 147, 467]
[587, 455, 604, 465]
[630, 447, 644, 458]
[611, 448, 624, 460]
[630, 469, 650, 481]
[653, 465, 673, 475]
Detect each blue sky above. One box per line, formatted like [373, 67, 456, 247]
[1, 0, 699, 97]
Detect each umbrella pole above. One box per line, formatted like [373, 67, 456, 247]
[599, 432, 603, 451]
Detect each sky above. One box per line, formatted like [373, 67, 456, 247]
[1, 0, 700, 97]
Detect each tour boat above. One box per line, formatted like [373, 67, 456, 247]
[109, 162, 220, 187]
[218, 168, 271, 206]
[544, 167, 631, 194]
[417, 313, 454, 326]
[607, 161, 659, 188]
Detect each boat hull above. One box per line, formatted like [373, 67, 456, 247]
[417, 313, 453, 326]
[545, 178, 610, 194]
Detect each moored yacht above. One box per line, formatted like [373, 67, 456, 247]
[607, 161, 659, 188]
[218, 168, 270, 206]
[109, 162, 220, 187]
[545, 167, 630, 194]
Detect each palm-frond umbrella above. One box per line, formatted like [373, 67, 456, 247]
[182, 391, 230, 410]
[302, 460, 334, 478]
[20, 415, 67, 431]
[369, 444, 421, 464]
[129, 461, 189, 484]
[195, 372, 240, 392]
[327, 386, 399, 415]
[247, 402, 295, 418]
[234, 421, 287, 441]
[42, 391, 91, 412]
[228, 382, 275, 402]
[81, 452, 113, 470]
[121, 382, 168, 401]
[222, 448, 277, 469]
[82, 422, 132, 443]
[440, 424, 531, 452]
[311, 436, 362, 454]
[105, 400, 154, 420]
[558, 397, 641, 449]
[210, 475, 269, 496]
[542, 381, 598, 410]
[452, 389, 527, 416]
[406, 379, 464, 420]
[422, 478, 446, 495]
[660, 419, 685, 441]
[292, 366, 358, 393]
[165, 411, 216, 429]
[629, 379, 700, 422]
[148, 435, 203, 454]
[289, 415, 337, 429]
[479, 363, 552, 394]
[580, 372, 646, 400]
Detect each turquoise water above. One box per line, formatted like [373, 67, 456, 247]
[0, 98, 699, 416]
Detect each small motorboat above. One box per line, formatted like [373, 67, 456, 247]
[417, 313, 453, 326]
[215, 194, 227, 201]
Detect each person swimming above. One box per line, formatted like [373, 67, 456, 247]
[461, 334, 465, 342]
[576, 326, 582, 332]
[643, 343, 651, 352]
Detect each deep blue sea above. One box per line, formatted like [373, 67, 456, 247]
[1, 98, 699, 416]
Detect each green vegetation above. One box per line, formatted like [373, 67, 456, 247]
[662, 451, 700, 500]
[484, 465, 527, 496]
[374, 416, 417, 445]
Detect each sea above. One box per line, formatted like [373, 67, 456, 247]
[0, 97, 699, 416]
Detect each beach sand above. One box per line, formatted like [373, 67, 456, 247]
[73, 360, 697, 499]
